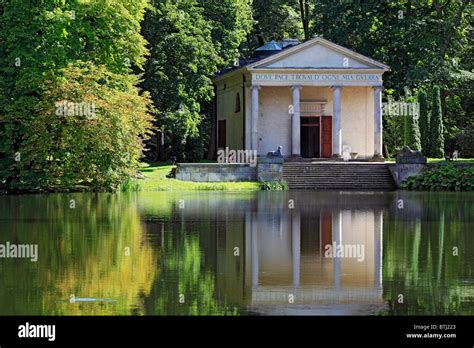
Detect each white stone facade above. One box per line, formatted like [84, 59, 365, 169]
[214, 37, 389, 160]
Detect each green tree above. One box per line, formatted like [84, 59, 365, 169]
[248, 0, 303, 49]
[406, 112, 422, 152]
[142, 0, 253, 161]
[27, 62, 153, 191]
[457, 123, 474, 158]
[309, 0, 473, 130]
[201, 0, 253, 66]
[444, 95, 466, 154]
[400, 90, 422, 151]
[430, 85, 445, 158]
[0, 0, 151, 191]
[418, 90, 431, 155]
[141, 0, 219, 162]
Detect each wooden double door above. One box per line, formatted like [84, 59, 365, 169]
[300, 116, 332, 158]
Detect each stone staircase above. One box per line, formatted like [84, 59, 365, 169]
[283, 162, 397, 190]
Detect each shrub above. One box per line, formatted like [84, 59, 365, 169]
[400, 164, 474, 191]
[405, 110, 421, 152]
[6, 61, 153, 192]
[120, 179, 142, 192]
[261, 181, 289, 191]
[383, 91, 421, 157]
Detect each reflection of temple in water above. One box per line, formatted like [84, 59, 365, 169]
[214, 192, 388, 315]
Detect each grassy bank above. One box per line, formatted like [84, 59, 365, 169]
[426, 158, 474, 164]
[386, 158, 474, 164]
[137, 163, 261, 191]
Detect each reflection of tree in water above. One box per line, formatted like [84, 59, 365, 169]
[143, 222, 239, 315]
[383, 192, 474, 315]
[0, 193, 158, 315]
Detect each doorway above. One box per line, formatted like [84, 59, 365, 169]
[300, 117, 320, 158]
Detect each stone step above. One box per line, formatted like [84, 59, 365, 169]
[285, 176, 393, 178]
[285, 179, 394, 182]
[284, 173, 393, 175]
[284, 171, 391, 173]
[283, 169, 390, 172]
[282, 162, 396, 190]
[283, 169, 393, 172]
[284, 178, 393, 181]
[283, 172, 393, 175]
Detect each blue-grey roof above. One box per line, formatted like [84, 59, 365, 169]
[255, 40, 282, 52]
[215, 40, 298, 78]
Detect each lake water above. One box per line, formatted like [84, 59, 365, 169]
[0, 191, 473, 316]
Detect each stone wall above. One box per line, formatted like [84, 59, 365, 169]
[257, 157, 284, 182]
[388, 147, 427, 188]
[388, 163, 426, 188]
[175, 159, 284, 183]
[176, 163, 257, 182]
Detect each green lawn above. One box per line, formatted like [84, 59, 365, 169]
[386, 158, 474, 164]
[426, 158, 474, 164]
[137, 162, 261, 191]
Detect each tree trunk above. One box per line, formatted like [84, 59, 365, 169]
[299, 0, 310, 41]
[440, 88, 447, 122]
[304, 0, 310, 40]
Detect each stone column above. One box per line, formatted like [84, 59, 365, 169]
[332, 86, 342, 158]
[373, 86, 384, 160]
[291, 85, 302, 157]
[251, 85, 261, 152]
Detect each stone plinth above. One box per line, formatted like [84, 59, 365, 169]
[396, 146, 427, 164]
[389, 147, 428, 187]
[257, 157, 284, 182]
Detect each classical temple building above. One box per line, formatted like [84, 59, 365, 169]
[212, 36, 390, 160]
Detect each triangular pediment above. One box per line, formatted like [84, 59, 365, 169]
[248, 37, 389, 70]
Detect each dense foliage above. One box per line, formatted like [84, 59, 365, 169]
[141, 0, 253, 162]
[30, 62, 153, 191]
[401, 164, 474, 191]
[458, 123, 474, 157]
[430, 85, 445, 157]
[405, 96, 422, 152]
[0, 0, 152, 192]
[261, 181, 289, 191]
[418, 90, 431, 154]
[383, 91, 422, 157]
[248, 0, 303, 48]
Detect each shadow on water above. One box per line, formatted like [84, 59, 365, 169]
[0, 190, 473, 315]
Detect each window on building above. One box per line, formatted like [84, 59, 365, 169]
[235, 93, 241, 113]
[218, 120, 226, 148]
